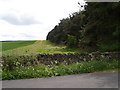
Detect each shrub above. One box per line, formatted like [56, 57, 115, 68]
[67, 35, 77, 48]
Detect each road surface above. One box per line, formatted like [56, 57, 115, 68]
[2, 71, 119, 88]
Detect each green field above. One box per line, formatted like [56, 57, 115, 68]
[1, 40, 79, 56]
[1, 40, 36, 51]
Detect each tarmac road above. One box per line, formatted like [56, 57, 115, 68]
[2, 71, 119, 88]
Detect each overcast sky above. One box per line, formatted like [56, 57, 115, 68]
[0, 0, 85, 41]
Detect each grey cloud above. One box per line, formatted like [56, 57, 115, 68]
[1, 13, 41, 25]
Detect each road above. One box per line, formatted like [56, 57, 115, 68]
[2, 71, 119, 88]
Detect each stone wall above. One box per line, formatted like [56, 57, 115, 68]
[2, 52, 119, 70]
[37, 52, 120, 65]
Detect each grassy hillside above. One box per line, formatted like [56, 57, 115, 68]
[2, 40, 36, 51]
[2, 40, 79, 56]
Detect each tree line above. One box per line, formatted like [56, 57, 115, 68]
[47, 2, 120, 52]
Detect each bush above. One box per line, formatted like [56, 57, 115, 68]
[67, 35, 77, 48]
[98, 42, 120, 52]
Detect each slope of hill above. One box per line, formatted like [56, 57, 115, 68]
[2, 40, 79, 56]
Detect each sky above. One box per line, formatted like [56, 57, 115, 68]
[0, 0, 86, 41]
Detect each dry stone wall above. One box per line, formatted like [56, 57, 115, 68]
[2, 52, 119, 70]
[37, 52, 119, 65]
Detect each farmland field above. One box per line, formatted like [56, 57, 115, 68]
[1, 40, 36, 51]
[1, 40, 79, 56]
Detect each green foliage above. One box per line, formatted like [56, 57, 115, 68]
[47, 11, 85, 46]
[2, 55, 39, 70]
[2, 59, 119, 80]
[47, 2, 120, 52]
[67, 35, 77, 48]
[2, 40, 36, 51]
[98, 42, 120, 52]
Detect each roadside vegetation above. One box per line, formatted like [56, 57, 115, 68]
[2, 59, 119, 80]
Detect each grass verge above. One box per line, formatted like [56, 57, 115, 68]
[2, 59, 119, 80]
